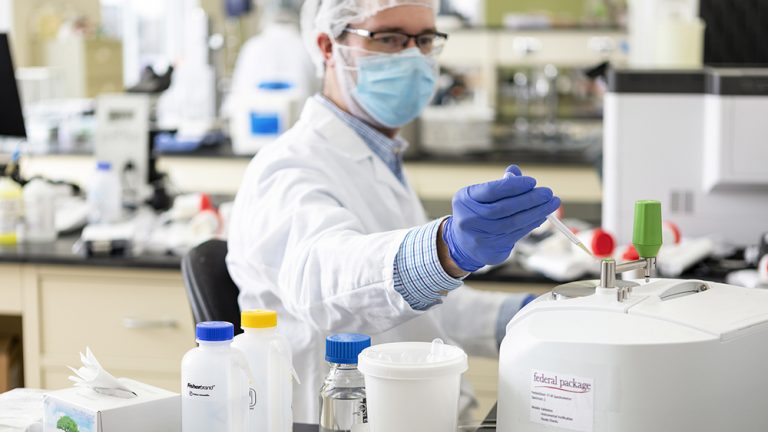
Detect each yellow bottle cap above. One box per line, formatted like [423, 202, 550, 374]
[241, 309, 277, 329]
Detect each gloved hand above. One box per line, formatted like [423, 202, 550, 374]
[442, 165, 561, 272]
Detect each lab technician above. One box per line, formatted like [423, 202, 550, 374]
[227, 0, 560, 423]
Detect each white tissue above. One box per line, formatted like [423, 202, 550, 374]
[67, 347, 137, 399]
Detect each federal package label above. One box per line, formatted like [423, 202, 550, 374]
[530, 369, 594, 432]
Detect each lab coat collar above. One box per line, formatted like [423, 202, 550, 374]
[301, 97, 412, 197]
[301, 97, 373, 162]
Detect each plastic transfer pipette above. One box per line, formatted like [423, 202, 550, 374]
[546, 211, 594, 258]
[504, 172, 595, 258]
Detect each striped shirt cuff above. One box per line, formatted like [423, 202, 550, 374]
[393, 219, 464, 310]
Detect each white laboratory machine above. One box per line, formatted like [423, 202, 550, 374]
[94, 93, 152, 205]
[603, 68, 768, 247]
[497, 201, 768, 432]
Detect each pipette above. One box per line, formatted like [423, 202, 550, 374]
[504, 172, 594, 258]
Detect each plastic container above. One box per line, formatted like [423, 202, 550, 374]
[86, 161, 123, 224]
[358, 339, 468, 432]
[23, 179, 57, 243]
[576, 228, 616, 258]
[231, 310, 294, 432]
[181, 321, 251, 432]
[232, 81, 299, 155]
[319, 333, 371, 432]
[0, 177, 22, 245]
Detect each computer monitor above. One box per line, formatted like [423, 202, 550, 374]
[0, 33, 25, 138]
[700, 0, 768, 66]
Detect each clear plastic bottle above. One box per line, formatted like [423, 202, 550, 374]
[319, 333, 371, 432]
[86, 161, 122, 224]
[231, 310, 294, 432]
[181, 321, 251, 432]
[23, 179, 57, 243]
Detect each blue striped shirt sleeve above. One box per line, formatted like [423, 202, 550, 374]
[393, 219, 464, 310]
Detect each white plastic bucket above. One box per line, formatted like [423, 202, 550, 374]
[358, 339, 468, 432]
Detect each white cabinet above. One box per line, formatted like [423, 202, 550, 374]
[21, 265, 195, 392]
[0, 264, 22, 314]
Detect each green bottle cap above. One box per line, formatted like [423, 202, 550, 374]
[632, 200, 663, 258]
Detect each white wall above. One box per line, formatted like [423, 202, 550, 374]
[0, 0, 11, 33]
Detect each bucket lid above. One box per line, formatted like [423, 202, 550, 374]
[358, 339, 467, 380]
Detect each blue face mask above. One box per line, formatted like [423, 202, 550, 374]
[351, 48, 438, 128]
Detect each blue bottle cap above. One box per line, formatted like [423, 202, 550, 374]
[196, 321, 234, 342]
[258, 81, 293, 91]
[325, 333, 371, 364]
[96, 161, 112, 171]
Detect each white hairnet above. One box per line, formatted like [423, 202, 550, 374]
[301, 0, 439, 76]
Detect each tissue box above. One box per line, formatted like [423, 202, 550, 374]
[43, 379, 180, 432]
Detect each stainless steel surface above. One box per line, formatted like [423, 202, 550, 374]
[600, 259, 617, 289]
[552, 279, 639, 300]
[602, 257, 657, 301]
[615, 259, 648, 273]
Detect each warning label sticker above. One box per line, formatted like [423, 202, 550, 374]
[530, 369, 594, 432]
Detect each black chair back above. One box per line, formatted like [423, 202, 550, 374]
[181, 239, 242, 333]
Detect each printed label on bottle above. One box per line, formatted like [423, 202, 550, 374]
[186, 382, 216, 398]
[359, 398, 367, 424]
[352, 398, 368, 431]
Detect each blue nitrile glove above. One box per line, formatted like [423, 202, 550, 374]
[442, 165, 561, 272]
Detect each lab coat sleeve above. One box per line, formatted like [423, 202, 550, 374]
[435, 286, 532, 358]
[234, 161, 425, 335]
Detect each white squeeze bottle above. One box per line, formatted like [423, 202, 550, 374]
[181, 321, 251, 432]
[232, 310, 295, 432]
[87, 161, 122, 224]
[23, 179, 57, 243]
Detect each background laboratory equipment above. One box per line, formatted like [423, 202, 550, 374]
[603, 68, 768, 247]
[93, 93, 152, 207]
[232, 310, 294, 432]
[319, 333, 371, 432]
[181, 321, 250, 432]
[230, 81, 302, 155]
[357, 339, 468, 432]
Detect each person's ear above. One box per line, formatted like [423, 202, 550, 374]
[318, 33, 335, 68]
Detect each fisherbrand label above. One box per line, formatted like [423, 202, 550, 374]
[530, 370, 594, 432]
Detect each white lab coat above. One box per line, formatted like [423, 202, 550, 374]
[227, 97, 512, 424]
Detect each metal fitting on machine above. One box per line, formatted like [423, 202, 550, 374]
[600, 257, 657, 302]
